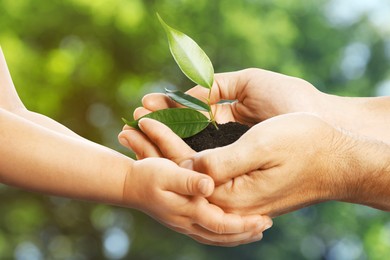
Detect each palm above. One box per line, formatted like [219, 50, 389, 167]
[210, 97, 262, 126]
[196, 69, 318, 126]
[208, 114, 342, 217]
[136, 68, 319, 126]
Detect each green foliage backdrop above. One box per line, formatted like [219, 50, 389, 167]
[1, 0, 389, 259]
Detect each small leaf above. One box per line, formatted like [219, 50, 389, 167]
[165, 88, 210, 112]
[123, 108, 210, 138]
[122, 117, 138, 128]
[157, 13, 214, 89]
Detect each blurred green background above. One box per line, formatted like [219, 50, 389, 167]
[1, 0, 390, 259]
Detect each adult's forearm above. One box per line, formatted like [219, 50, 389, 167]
[0, 108, 132, 206]
[337, 132, 390, 211]
[318, 94, 390, 144]
[358, 139, 390, 210]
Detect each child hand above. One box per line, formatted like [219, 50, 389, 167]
[122, 157, 272, 246]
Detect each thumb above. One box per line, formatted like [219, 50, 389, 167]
[166, 168, 215, 197]
[186, 71, 244, 105]
[138, 118, 195, 163]
[181, 132, 262, 185]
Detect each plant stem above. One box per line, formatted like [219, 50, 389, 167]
[207, 89, 219, 130]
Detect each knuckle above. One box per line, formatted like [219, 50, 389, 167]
[242, 67, 258, 76]
[185, 175, 195, 194]
[197, 152, 220, 178]
[215, 221, 226, 235]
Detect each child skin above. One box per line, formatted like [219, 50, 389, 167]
[0, 48, 272, 247]
[119, 68, 390, 218]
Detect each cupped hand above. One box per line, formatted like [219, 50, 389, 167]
[119, 119, 274, 245]
[122, 157, 272, 247]
[133, 68, 322, 125]
[120, 113, 362, 219]
[186, 113, 364, 217]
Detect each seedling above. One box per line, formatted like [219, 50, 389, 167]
[122, 13, 218, 138]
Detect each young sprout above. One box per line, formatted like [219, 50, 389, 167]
[123, 13, 218, 138]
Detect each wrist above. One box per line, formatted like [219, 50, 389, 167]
[315, 94, 355, 127]
[350, 139, 390, 210]
[85, 151, 135, 207]
[121, 159, 142, 209]
[335, 133, 390, 210]
[318, 95, 390, 144]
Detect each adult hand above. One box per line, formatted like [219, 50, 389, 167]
[184, 113, 348, 217]
[133, 68, 322, 125]
[122, 156, 272, 246]
[122, 68, 322, 159]
[182, 113, 390, 216]
[120, 114, 390, 219]
[130, 67, 390, 147]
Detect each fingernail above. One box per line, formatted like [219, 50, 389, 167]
[253, 230, 264, 240]
[138, 119, 146, 132]
[180, 159, 194, 170]
[264, 221, 272, 231]
[119, 137, 130, 148]
[198, 179, 212, 196]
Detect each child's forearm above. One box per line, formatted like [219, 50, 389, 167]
[15, 109, 84, 139]
[1, 48, 133, 207]
[0, 47, 25, 111]
[0, 108, 133, 206]
[1, 48, 82, 139]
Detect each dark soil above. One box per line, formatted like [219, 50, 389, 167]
[183, 122, 250, 152]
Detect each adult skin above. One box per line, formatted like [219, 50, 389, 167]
[119, 68, 390, 217]
[133, 68, 390, 144]
[120, 114, 390, 217]
[0, 48, 272, 246]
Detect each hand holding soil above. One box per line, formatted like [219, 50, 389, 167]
[132, 68, 322, 151]
[125, 157, 272, 246]
[119, 67, 390, 222]
[119, 113, 390, 219]
[185, 113, 390, 217]
[132, 68, 322, 125]
[133, 67, 390, 145]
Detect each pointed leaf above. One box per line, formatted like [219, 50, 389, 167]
[165, 88, 210, 112]
[157, 13, 214, 89]
[122, 117, 139, 129]
[123, 108, 210, 138]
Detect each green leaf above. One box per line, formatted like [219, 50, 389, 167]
[123, 108, 210, 138]
[122, 117, 139, 129]
[165, 88, 210, 112]
[157, 13, 214, 89]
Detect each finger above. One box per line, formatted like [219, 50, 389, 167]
[189, 215, 271, 246]
[207, 176, 257, 215]
[133, 107, 153, 120]
[122, 124, 133, 131]
[118, 129, 162, 158]
[188, 228, 264, 247]
[142, 93, 179, 111]
[193, 199, 272, 234]
[185, 86, 209, 103]
[164, 168, 214, 197]
[181, 124, 268, 184]
[183, 142, 259, 185]
[163, 216, 265, 247]
[186, 71, 245, 105]
[138, 118, 195, 163]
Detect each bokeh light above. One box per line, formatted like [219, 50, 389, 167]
[1, 0, 389, 259]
